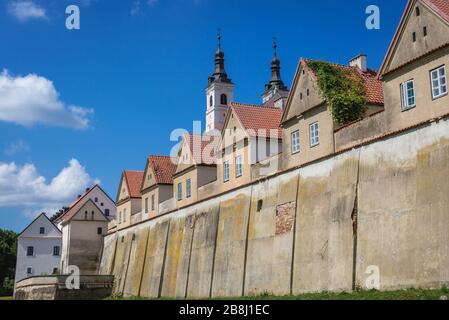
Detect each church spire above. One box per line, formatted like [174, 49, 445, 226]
[208, 30, 232, 85]
[265, 38, 287, 92]
[262, 38, 289, 106]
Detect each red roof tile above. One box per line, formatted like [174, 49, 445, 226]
[124, 171, 144, 198]
[424, 0, 449, 24]
[230, 102, 283, 138]
[147, 155, 176, 185]
[304, 59, 384, 105]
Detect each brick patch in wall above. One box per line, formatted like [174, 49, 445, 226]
[275, 201, 296, 236]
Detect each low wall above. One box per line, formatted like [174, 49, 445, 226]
[14, 275, 114, 300]
[100, 117, 449, 298]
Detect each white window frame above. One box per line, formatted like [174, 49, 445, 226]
[431, 65, 447, 99]
[186, 179, 192, 198]
[309, 122, 320, 147]
[223, 161, 230, 182]
[27, 246, 34, 257]
[235, 155, 243, 178]
[177, 183, 182, 201]
[291, 130, 300, 154]
[53, 246, 60, 256]
[26, 267, 33, 275]
[401, 79, 416, 110]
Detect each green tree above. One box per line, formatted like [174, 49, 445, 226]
[0, 229, 18, 296]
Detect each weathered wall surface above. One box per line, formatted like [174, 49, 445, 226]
[100, 118, 449, 297]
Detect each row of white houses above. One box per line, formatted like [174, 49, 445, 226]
[14, 185, 116, 285]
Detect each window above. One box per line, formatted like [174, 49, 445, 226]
[307, 89, 310, 96]
[221, 94, 227, 105]
[27, 246, 34, 256]
[97, 227, 103, 235]
[27, 267, 33, 275]
[53, 246, 60, 256]
[105, 209, 110, 216]
[235, 156, 243, 178]
[91, 211, 95, 220]
[257, 200, 263, 212]
[401, 80, 416, 110]
[123, 209, 127, 222]
[431, 66, 447, 99]
[151, 194, 155, 210]
[423, 26, 427, 37]
[145, 197, 149, 213]
[101, 202, 104, 207]
[39, 227, 45, 234]
[300, 93, 303, 100]
[177, 183, 182, 201]
[94, 197, 98, 203]
[84, 211, 88, 220]
[52, 268, 59, 275]
[416, 6, 420, 16]
[291, 130, 300, 154]
[412, 32, 416, 42]
[209, 95, 213, 107]
[119, 211, 122, 223]
[223, 161, 230, 182]
[186, 179, 192, 198]
[309, 122, 320, 147]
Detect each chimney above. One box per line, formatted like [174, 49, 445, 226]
[85, 187, 90, 193]
[349, 54, 367, 72]
[77, 194, 82, 199]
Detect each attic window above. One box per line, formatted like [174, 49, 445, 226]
[423, 26, 427, 37]
[413, 32, 417, 42]
[39, 227, 45, 234]
[300, 93, 303, 100]
[307, 89, 310, 96]
[416, 7, 420, 16]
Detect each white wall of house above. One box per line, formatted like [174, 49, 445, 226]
[14, 214, 62, 284]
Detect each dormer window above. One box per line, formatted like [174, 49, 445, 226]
[220, 94, 227, 105]
[416, 7, 420, 16]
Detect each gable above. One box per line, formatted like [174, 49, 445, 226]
[282, 61, 324, 124]
[19, 214, 61, 238]
[175, 136, 195, 174]
[141, 159, 158, 191]
[116, 174, 130, 202]
[220, 108, 248, 150]
[72, 200, 108, 222]
[381, 0, 449, 75]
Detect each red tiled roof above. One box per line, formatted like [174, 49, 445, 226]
[304, 59, 384, 105]
[424, 0, 449, 24]
[230, 102, 283, 138]
[147, 155, 176, 185]
[186, 133, 217, 165]
[124, 171, 144, 198]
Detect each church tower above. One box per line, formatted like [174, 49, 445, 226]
[262, 39, 289, 108]
[205, 31, 234, 133]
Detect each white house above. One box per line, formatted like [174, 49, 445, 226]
[14, 213, 62, 284]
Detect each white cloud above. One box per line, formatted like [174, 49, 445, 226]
[0, 70, 93, 129]
[3, 139, 30, 156]
[147, 0, 158, 6]
[0, 159, 100, 218]
[7, 1, 47, 22]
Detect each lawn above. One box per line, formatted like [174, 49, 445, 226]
[0, 296, 13, 300]
[108, 288, 449, 300]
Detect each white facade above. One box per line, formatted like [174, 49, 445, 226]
[205, 82, 234, 133]
[14, 214, 62, 284]
[55, 185, 116, 229]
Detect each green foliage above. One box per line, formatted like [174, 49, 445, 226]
[307, 60, 367, 126]
[0, 229, 18, 296]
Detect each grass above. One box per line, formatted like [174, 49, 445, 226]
[107, 287, 449, 300]
[0, 296, 13, 300]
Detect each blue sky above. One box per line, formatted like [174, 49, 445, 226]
[0, 0, 407, 232]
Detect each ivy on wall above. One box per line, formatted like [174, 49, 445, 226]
[307, 61, 367, 126]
